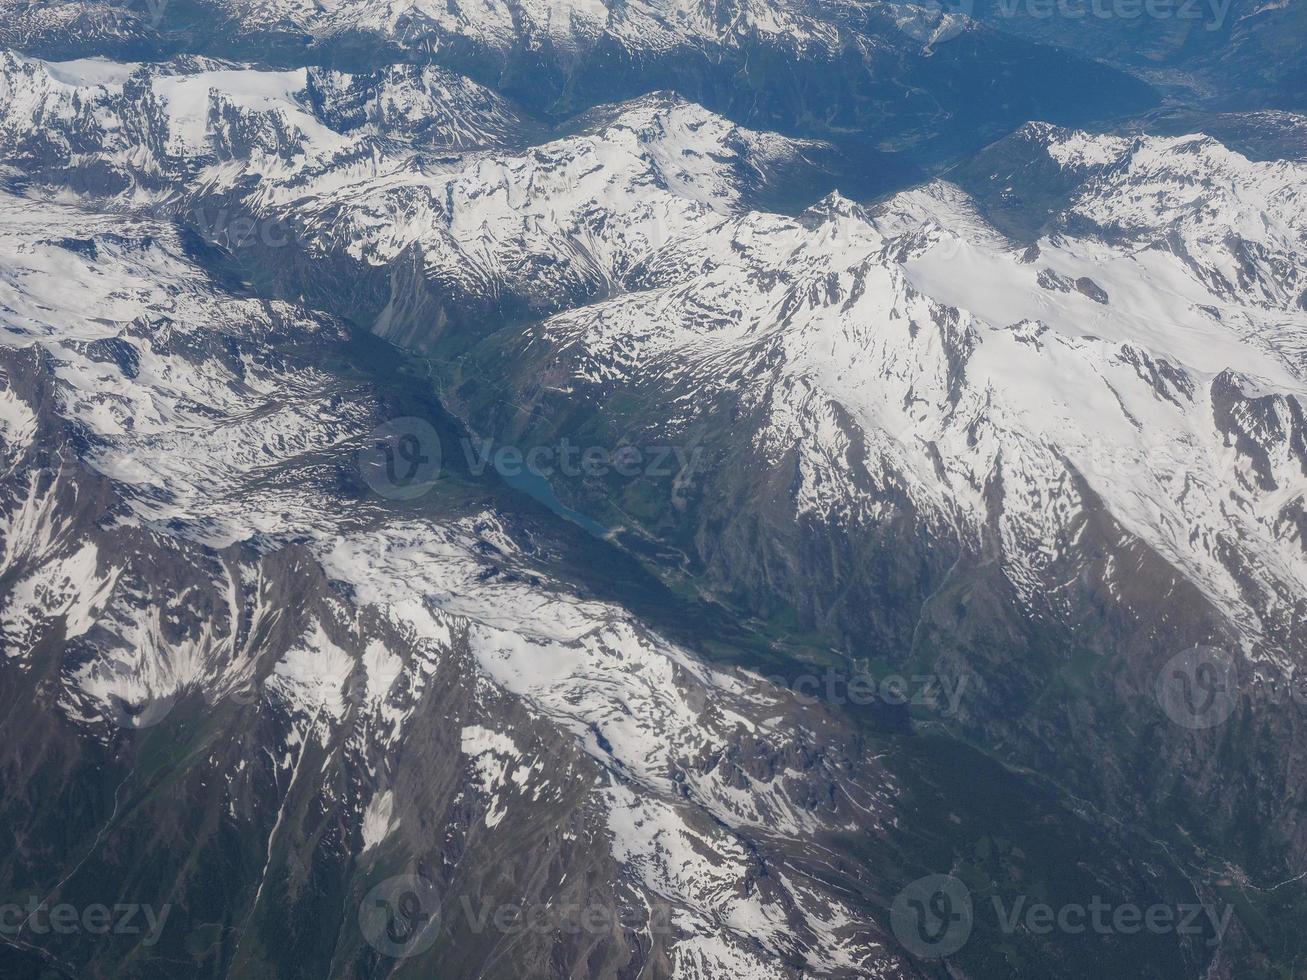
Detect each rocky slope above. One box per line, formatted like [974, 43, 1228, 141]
[0, 172, 1226, 980]
[412, 120, 1307, 891]
[0, 189, 916, 979]
[954, 0, 1307, 110]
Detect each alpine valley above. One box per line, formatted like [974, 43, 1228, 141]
[0, 1, 1303, 979]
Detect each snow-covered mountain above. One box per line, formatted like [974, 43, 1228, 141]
[416, 117, 1307, 875]
[363, 93, 1307, 932]
[0, 0, 1158, 172]
[0, 188, 917, 979]
[337, 108, 1307, 662]
[0, 37, 1305, 980]
[0, 52, 839, 326]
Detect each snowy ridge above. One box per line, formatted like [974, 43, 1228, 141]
[137, 0, 847, 56]
[531, 165, 1307, 657]
[0, 191, 903, 978]
[1011, 121, 1307, 312]
[0, 53, 823, 320]
[4, 51, 1298, 656]
[304, 64, 530, 150]
[2, 47, 1306, 978]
